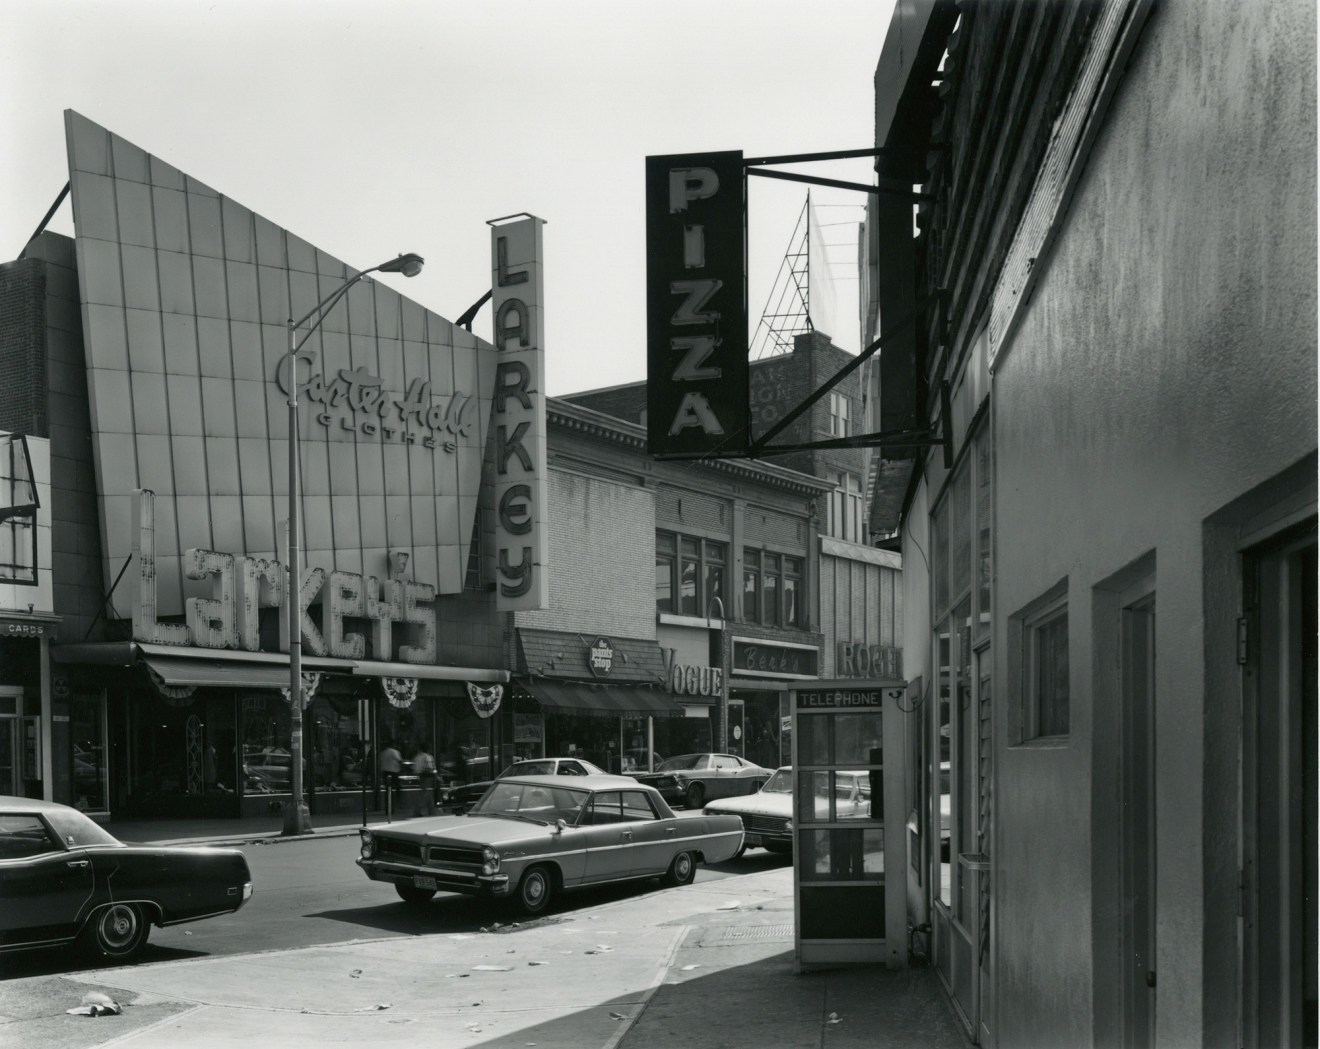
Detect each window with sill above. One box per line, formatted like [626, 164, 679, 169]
[743, 548, 802, 627]
[656, 530, 725, 617]
[827, 471, 864, 543]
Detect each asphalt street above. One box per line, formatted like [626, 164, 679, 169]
[1, 830, 790, 980]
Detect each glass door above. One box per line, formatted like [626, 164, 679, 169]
[0, 717, 16, 795]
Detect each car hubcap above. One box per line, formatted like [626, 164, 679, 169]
[101, 906, 137, 948]
[526, 876, 544, 902]
[677, 855, 691, 878]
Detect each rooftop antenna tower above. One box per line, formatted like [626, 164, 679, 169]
[750, 194, 816, 359]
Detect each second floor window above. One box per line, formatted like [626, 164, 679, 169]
[829, 392, 850, 437]
[743, 549, 803, 627]
[656, 530, 726, 617]
[827, 472, 864, 543]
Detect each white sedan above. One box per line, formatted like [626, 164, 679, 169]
[703, 767, 873, 856]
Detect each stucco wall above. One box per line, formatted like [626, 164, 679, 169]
[990, 0, 1316, 1045]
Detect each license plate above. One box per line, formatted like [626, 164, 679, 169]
[413, 875, 437, 890]
[744, 833, 763, 847]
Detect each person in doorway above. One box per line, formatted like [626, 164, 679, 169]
[203, 744, 217, 792]
[379, 740, 403, 811]
[413, 743, 437, 816]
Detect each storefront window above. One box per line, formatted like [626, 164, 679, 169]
[241, 692, 291, 795]
[651, 716, 713, 764]
[378, 698, 435, 778]
[70, 694, 107, 814]
[307, 695, 367, 793]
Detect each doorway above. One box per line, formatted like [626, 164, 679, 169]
[0, 716, 16, 795]
[1242, 525, 1317, 1049]
[1120, 592, 1157, 1048]
[727, 699, 744, 757]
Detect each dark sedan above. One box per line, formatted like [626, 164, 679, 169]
[0, 796, 252, 961]
[629, 753, 771, 809]
[440, 757, 605, 814]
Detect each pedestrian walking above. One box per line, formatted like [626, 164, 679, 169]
[379, 740, 402, 813]
[413, 743, 437, 816]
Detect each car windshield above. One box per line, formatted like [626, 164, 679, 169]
[469, 781, 590, 825]
[656, 754, 705, 772]
[761, 770, 792, 793]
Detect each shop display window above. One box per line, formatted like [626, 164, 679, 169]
[70, 694, 108, 814]
[306, 695, 367, 792]
[240, 693, 291, 795]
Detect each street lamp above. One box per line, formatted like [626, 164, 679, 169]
[281, 253, 425, 836]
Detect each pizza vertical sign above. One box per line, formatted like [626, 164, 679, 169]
[490, 214, 549, 610]
[645, 151, 749, 458]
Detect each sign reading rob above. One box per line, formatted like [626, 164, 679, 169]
[645, 151, 748, 459]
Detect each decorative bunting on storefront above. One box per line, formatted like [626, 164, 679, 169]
[146, 663, 197, 706]
[382, 676, 419, 709]
[467, 681, 504, 719]
[280, 671, 322, 710]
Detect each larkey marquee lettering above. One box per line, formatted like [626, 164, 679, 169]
[130, 489, 436, 663]
[274, 355, 475, 451]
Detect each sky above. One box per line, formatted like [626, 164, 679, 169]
[2, 0, 897, 396]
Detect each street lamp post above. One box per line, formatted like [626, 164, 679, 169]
[281, 252, 424, 837]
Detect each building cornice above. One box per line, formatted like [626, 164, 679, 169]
[547, 398, 833, 496]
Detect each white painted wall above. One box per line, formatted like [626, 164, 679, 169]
[989, 0, 1316, 1044]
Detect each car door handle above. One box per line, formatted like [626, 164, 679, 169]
[66, 860, 89, 868]
[667, 827, 677, 835]
[620, 830, 633, 840]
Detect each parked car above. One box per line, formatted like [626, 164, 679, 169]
[0, 796, 253, 961]
[703, 767, 873, 856]
[357, 774, 743, 915]
[440, 757, 606, 814]
[628, 753, 771, 809]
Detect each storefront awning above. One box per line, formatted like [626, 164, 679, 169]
[521, 679, 683, 718]
[141, 656, 292, 690]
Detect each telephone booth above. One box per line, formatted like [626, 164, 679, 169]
[791, 679, 907, 971]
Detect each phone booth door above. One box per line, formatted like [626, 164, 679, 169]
[791, 679, 907, 971]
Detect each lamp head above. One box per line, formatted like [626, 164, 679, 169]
[378, 253, 425, 278]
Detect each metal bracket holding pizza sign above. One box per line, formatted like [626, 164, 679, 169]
[645, 148, 951, 468]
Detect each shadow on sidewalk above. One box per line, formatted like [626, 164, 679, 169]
[619, 949, 972, 1049]
[453, 946, 972, 1049]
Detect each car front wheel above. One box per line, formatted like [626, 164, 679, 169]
[515, 865, 554, 916]
[83, 902, 150, 960]
[663, 850, 697, 887]
[396, 883, 436, 906]
[684, 782, 705, 809]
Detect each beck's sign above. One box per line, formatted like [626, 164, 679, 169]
[645, 151, 748, 459]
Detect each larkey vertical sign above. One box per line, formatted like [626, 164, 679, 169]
[490, 214, 549, 611]
[645, 151, 749, 459]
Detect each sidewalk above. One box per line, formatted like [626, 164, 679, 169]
[11, 816, 972, 1049]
